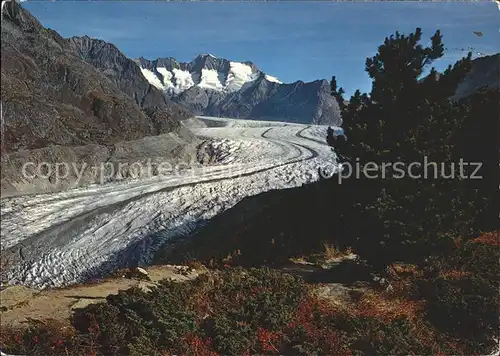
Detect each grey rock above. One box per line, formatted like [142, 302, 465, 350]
[176, 76, 341, 125]
[66, 36, 191, 124]
[453, 53, 500, 100]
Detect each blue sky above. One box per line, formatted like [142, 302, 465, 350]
[25, 1, 499, 96]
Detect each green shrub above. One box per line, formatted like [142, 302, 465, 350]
[202, 315, 253, 355]
[422, 275, 498, 340]
[345, 316, 432, 355]
[417, 240, 499, 352]
[72, 283, 199, 355]
[68, 268, 311, 355]
[0, 318, 87, 356]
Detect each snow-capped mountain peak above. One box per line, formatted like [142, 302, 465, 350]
[137, 54, 280, 94]
[136, 54, 341, 126]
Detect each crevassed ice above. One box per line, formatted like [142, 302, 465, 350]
[2, 117, 339, 288]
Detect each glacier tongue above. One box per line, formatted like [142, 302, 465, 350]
[1, 117, 340, 289]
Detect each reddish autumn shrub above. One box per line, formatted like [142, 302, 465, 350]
[256, 327, 282, 354]
[4, 260, 497, 356]
[175, 333, 218, 356]
[472, 231, 499, 246]
[278, 296, 349, 355]
[0, 318, 89, 356]
[402, 235, 500, 355]
[67, 268, 312, 355]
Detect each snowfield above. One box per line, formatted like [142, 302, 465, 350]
[1, 117, 340, 289]
[140, 59, 267, 94]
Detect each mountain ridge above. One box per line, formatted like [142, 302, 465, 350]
[453, 53, 499, 99]
[137, 54, 342, 125]
[0, 0, 192, 153]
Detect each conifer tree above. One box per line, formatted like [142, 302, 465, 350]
[326, 28, 493, 265]
[330, 76, 346, 111]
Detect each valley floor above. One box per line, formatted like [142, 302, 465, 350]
[0, 117, 340, 289]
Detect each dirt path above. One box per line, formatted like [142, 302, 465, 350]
[0, 265, 200, 328]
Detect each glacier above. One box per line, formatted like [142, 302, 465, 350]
[0, 117, 340, 289]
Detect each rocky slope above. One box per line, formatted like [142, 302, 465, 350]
[66, 36, 191, 127]
[454, 53, 500, 99]
[0, 1, 201, 196]
[0, 0, 192, 154]
[137, 55, 342, 126]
